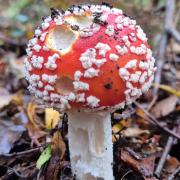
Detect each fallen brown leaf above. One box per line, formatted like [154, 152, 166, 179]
[45, 151, 61, 180]
[51, 131, 66, 160]
[112, 119, 129, 133]
[8, 54, 26, 78]
[121, 127, 150, 137]
[121, 149, 156, 177]
[136, 106, 146, 117]
[164, 157, 180, 174]
[26, 122, 46, 146]
[0, 118, 26, 154]
[45, 131, 66, 180]
[151, 95, 179, 118]
[0, 88, 12, 109]
[27, 102, 36, 125]
[26, 102, 46, 145]
[160, 156, 180, 179]
[11, 91, 23, 106]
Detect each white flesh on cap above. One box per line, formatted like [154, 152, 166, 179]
[46, 15, 92, 55]
[47, 26, 78, 54]
[68, 110, 114, 180]
[65, 15, 92, 29]
[55, 76, 74, 95]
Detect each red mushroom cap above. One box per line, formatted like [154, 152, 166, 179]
[25, 4, 156, 111]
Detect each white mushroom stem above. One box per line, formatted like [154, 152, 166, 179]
[68, 110, 114, 180]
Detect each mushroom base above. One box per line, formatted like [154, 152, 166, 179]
[68, 110, 113, 180]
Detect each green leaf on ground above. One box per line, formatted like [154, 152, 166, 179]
[36, 144, 52, 169]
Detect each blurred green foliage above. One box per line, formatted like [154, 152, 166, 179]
[0, 0, 165, 48]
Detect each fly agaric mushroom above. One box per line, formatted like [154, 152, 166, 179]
[25, 3, 156, 180]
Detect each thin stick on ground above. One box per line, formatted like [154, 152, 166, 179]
[5, 166, 25, 178]
[153, 0, 176, 97]
[2, 144, 46, 157]
[167, 28, 180, 43]
[154, 127, 177, 177]
[121, 170, 133, 180]
[134, 101, 180, 140]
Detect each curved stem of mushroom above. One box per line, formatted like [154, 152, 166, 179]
[68, 110, 114, 180]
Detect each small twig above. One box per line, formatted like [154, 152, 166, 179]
[22, 163, 36, 170]
[168, 165, 180, 180]
[153, 34, 167, 96]
[164, 0, 175, 28]
[6, 166, 25, 178]
[113, 106, 135, 120]
[121, 170, 133, 180]
[154, 127, 177, 177]
[153, 0, 176, 96]
[2, 144, 46, 157]
[125, 147, 142, 160]
[167, 27, 180, 43]
[134, 101, 180, 140]
[148, 95, 157, 111]
[153, 5, 165, 13]
[36, 167, 43, 180]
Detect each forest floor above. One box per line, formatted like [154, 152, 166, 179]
[0, 0, 179, 180]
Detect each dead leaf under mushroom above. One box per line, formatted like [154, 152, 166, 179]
[151, 95, 179, 118]
[121, 127, 150, 137]
[121, 149, 157, 177]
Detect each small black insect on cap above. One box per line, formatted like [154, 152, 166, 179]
[104, 82, 113, 90]
[101, 2, 113, 8]
[50, 8, 60, 19]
